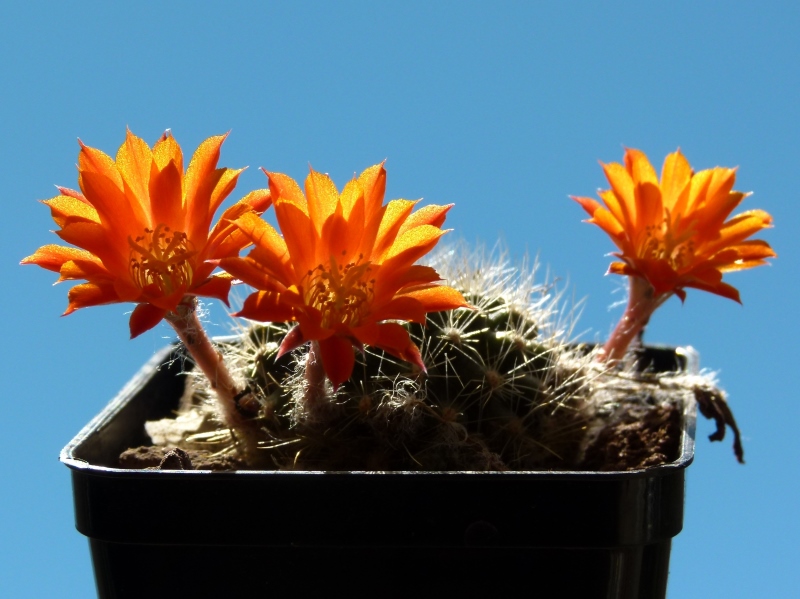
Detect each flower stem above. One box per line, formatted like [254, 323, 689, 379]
[601, 276, 671, 363]
[303, 340, 328, 408]
[165, 299, 261, 460]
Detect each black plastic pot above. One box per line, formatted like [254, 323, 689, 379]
[62, 344, 697, 599]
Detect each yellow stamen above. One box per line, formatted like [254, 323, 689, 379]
[129, 223, 196, 295]
[639, 218, 695, 271]
[304, 252, 374, 328]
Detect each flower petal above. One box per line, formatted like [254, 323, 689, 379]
[43, 195, 99, 228]
[236, 290, 297, 323]
[339, 177, 365, 221]
[58, 258, 111, 283]
[149, 158, 184, 230]
[276, 325, 306, 360]
[129, 303, 167, 338]
[265, 170, 307, 212]
[79, 169, 141, 244]
[185, 134, 225, 218]
[373, 199, 417, 260]
[192, 273, 234, 306]
[397, 203, 452, 236]
[372, 322, 426, 373]
[274, 199, 316, 278]
[56, 221, 127, 274]
[78, 141, 123, 189]
[317, 335, 357, 390]
[305, 168, 340, 235]
[152, 131, 184, 172]
[714, 240, 776, 272]
[572, 195, 603, 219]
[115, 129, 153, 212]
[397, 285, 469, 313]
[375, 264, 443, 294]
[701, 209, 773, 256]
[660, 150, 692, 211]
[206, 190, 272, 259]
[319, 206, 355, 263]
[21, 244, 95, 273]
[380, 224, 447, 271]
[64, 282, 121, 314]
[357, 162, 387, 224]
[208, 167, 243, 219]
[369, 295, 427, 323]
[601, 161, 636, 232]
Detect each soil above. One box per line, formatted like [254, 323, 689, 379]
[118, 400, 683, 472]
[578, 403, 681, 471]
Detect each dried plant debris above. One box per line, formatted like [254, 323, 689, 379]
[119, 446, 246, 471]
[694, 382, 744, 463]
[134, 245, 736, 472]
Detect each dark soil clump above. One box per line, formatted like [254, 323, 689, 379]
[579, 403, 681, 471]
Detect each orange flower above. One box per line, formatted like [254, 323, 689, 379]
[220, 162, 469, 389]
[22, 129, 271, 337]
[573, 148, 775, 302]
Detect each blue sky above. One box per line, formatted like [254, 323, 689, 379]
[3, 2, 798, 597]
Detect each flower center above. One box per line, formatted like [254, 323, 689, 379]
[305, 252, 375, 329]
[129, 224, 196, 295]
[640, 220, 695, 272]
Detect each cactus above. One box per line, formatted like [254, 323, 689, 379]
[167, 244, 702, 471]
